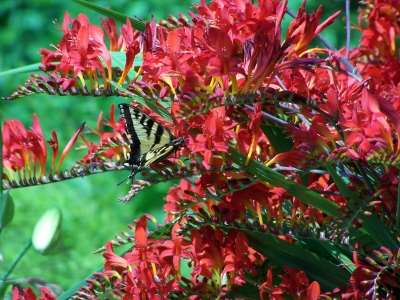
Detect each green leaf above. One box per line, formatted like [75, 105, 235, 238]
[0, 281, 11, 298]
[149, 222, 175, 239]
[109, 81, 173, 123]
[0, 53, 140, 79]
[360, 213, 400, 249]
[326, 164, 400, 249]
[108, 52, 139, 86]
[227, 147, 341, 217]
[297, 238, 355, 273]
[110, 52, 142, 78]
[0, 63, 41, 77]
[260, 124, 293, 153]
[244, 229, 350, 290]
[225, 281, 261, 298]
[71, 0, 146, 32]
[58, 270, 100, 300]
[0, 191, 14, 231]
[349, 228, 378, 252]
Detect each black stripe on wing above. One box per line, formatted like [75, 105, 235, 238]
[119, 104, 141, 165]
[118, 103, 184, 175]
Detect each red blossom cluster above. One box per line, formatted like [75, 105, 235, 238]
[260, 266, 320, 300]
[78, 104, 127, 165]
[2, 115, 84, 184]
[6, 0, 400, 298]
[97, 215, 264, 299]
[39, 13, 114, 90]
[12, 286, 56, 300]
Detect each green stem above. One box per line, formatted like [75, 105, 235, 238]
[1, 240, 32, 282]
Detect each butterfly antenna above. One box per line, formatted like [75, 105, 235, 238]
[116, 176, 130, 186]
[116, 165, 138, 186]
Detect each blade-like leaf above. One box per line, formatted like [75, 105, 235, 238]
[0, 191, 14, 231]
[0, 281, 11, 299]
[0, 63, 41, 77]
[109, 81, 173, 123]
[244, 230, 350, 290]
[149, 222, 175, 239]
[227, 147, 341, 217]
[359, 213, 399, 249]
[225, 281, 261, 299]
[349, 228, 378, 252]
[110, 52, 142, 79]
[58, 270, 99, 300]
[326, 164, 399, 249]
[297, 238, 355, 273]
[71, 0, 146, 32]
[260, 124, 293, 154]
[0, 54, 140, 79]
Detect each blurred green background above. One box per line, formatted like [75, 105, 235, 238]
[0, 0, 359, 296]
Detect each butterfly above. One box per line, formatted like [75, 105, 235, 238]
[118, 103, 185, 183]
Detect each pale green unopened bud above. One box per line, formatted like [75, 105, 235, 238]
[0, 191, 14, 231]
[32, 207, 62, 255]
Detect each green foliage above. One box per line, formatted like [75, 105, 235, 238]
[0, 191, 14, 231]
[3, 0, 393, 299]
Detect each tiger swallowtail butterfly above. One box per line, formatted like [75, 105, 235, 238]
[118, 103, 185, 184]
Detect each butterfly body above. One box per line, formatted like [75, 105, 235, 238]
[118, 103, 185, 179]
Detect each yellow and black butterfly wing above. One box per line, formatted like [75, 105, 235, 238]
[118, 103, 185, 177]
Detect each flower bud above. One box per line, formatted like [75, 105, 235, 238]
[32, 207, 62, 255]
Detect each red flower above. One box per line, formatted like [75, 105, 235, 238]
[117, 18, 140, 85]
[260, 267, 285, 300]
[79, 104, 127, 165]
[222, 231, 253, 286]
[101, 215, 186, 299]
[231, 182, 285, 222]
[2, 115, 84, 182]
[189, 107, 235, 170]
[103, 241, 130, 272]
[159, 223, 184, 275]
[286, 3, 340, 56]
[12, 286, 56, 300]
[279, 266, 318, 300]
[100, 17, 120, 52]
[40, 12, 112, 86]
